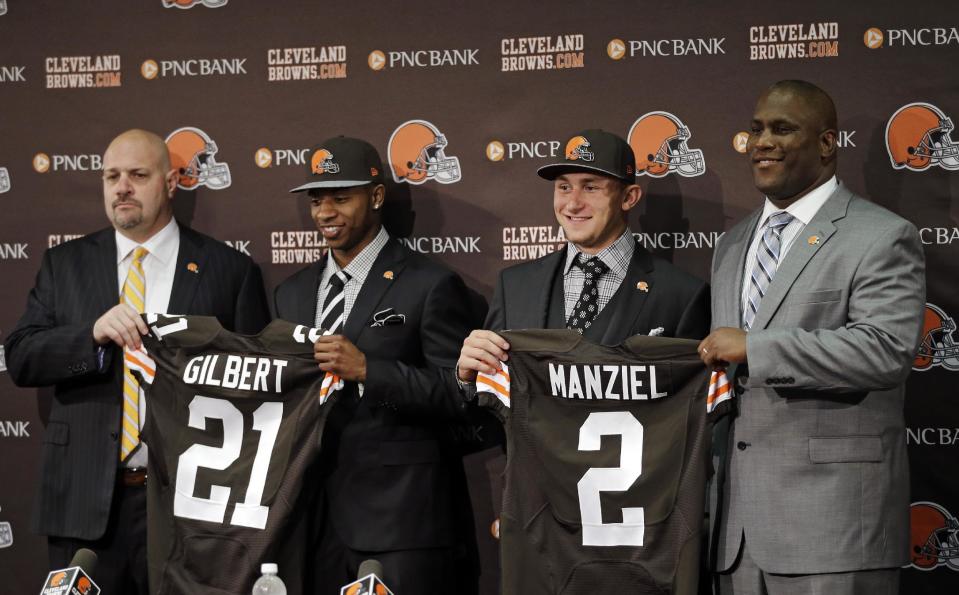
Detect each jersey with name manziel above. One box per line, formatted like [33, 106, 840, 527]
[126, 314, 342, 595]
[477, 330, 731, 595]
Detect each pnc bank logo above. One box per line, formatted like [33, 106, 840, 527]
[607, 39, 626, 60]
[33, 152, 102, 173]
[368, 50, 386, 71]
[865, 26, 959, 49]
[864, 28, 884, 49]
[732, 132, 749, 154]
[367, 47, 478, 71]
[141, 59, 159, 80]
[254, 147, 313, 169]
[140, 57, 247, 79]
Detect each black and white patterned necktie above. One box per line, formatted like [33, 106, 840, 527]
[316, 271, 350, 333]
[566, 255, 609, 334]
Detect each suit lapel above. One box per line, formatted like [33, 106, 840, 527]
[750, 185, 850, 331]
[524, 249, 566, 329]
[717, 210, 762, 328]
[93, 229, 120, 314]
[599, 241, 655, 345]
[296, 260, 326, 326]
[342, 239, 407, 342]
[168, 227, 208, 314]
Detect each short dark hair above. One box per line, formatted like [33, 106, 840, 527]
[766, 79, 838, 131]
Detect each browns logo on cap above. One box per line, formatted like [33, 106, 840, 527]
[565, 136, 594, 161]
[310, 149, 340, 175]
[290, 136, 384, 192]
[538, 129, 636, 182]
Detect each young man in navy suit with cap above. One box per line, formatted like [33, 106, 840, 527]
[274, 136, 480, 594]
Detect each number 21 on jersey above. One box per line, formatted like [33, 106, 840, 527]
[174, 395, 282, 530]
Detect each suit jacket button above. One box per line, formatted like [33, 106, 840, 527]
[110, 432, 118, 441]
[737, 441, 750, 451]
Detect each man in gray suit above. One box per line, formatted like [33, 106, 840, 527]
[698, 80, 925, 594]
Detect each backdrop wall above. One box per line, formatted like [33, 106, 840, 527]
[1, 1, 957, 592]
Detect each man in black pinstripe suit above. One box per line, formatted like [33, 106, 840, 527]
[4, 129, 270, 593]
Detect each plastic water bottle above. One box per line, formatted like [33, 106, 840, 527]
[252, 563, 287, 595]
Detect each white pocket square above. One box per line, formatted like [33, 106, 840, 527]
[371, 307, 406, 327]
[648, 326, 665, 337]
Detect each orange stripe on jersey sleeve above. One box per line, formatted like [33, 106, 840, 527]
[477, 375, 509, 400]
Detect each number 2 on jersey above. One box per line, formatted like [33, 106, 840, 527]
[174, 395, 283, 530]
[577, 411, 645, 546]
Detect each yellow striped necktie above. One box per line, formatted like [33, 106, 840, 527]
[120, 246, 148, 461]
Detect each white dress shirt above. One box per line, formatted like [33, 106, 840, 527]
[740, 176, 838, 323]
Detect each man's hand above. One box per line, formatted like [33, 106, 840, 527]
[698, 327, 748, 368]
[314, 335, 367, 382]
[457, 330, 510, 382]
[93, 304, 149, 348]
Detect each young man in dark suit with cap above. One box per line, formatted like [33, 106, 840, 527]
[273, 136, 480, 594]
[457, 129, 710, 380]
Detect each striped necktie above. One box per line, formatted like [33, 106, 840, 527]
[743, 211, 793, 331]
[120, 246, 148, 461]
[316, 271, 351, 333]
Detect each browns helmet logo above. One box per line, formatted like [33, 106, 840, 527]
[0, 167, 9, 194]
[914, 303, 959, 372]
[565, 136, 595, 162]
[310, 149, 340, 175]
[165, 127, 232, 191]
[48, 571, 68, 586]
[388, 120, 461, 185]
[163, 0, 228, 8]
[76, 576, 93, 594]
[628, 111, 705, 178]
[909, 501, 959, 571]
[886, 103, 959, 171]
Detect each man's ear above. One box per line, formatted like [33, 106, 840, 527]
[165, 168, 178, 197]
[621, 184, 642, 212]
[371, 183, 386, 210]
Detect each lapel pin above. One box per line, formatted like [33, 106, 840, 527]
[637, 281, 649, 292]
[187, 262, 199, 273]
[383, 270, 394, 280]
[807, 235, 820, 245]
